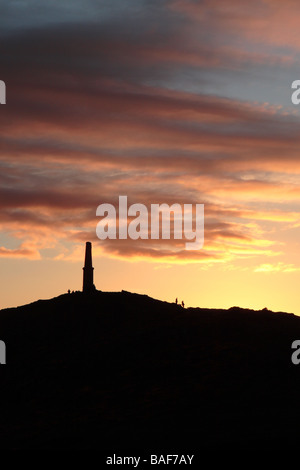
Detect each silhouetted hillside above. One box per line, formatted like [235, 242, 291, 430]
[0, 290, 300, 449]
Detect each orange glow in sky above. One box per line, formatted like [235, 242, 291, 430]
[1, 0, 300, 315]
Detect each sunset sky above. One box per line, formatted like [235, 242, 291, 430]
[1, 0, 300, 313]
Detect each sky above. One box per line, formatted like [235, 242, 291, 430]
[1, 0, 300, 313]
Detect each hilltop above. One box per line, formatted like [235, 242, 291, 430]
[0, 290, 300, 449]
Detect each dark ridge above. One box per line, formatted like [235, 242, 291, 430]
[0, 290, 299, 449]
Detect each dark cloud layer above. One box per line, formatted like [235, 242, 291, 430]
[0, 1, 299, 262]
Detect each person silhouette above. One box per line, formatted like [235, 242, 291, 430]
[181, 300, 185, 308]
[175, 298, 178, 305]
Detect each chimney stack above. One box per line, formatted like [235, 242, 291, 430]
[82, 241, 95, 293]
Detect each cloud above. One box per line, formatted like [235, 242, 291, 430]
[170, 0, 300, 52]
[0, 243, 40, 259]
[0, 2, 299, 265]
[254, 262, 300, 273]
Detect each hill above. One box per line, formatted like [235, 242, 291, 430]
[0, 290, 300, 449]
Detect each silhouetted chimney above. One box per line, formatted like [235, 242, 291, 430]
[82, 241, 95, 293]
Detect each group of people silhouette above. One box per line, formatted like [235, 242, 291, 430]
[175, 298, 185, 308]
[67, 288, 185, 308]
